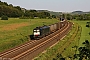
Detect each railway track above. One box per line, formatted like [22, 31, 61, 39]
[0, 21, 72, 60]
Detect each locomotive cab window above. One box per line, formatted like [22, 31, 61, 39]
[34, 29, 40, 32]
[34, 30, 37, 32]
[37, 30, 40, 32]
[34, 30, 36, 31]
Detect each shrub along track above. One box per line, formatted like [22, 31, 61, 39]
[0, 21, 72, 60]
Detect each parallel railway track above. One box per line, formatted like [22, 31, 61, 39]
[0, 21, 73, 60]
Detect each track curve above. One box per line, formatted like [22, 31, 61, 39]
[0, 21, 73, 60]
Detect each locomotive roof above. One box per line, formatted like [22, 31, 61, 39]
[34, 25, 49, 30]
[40, 26, 49, 29]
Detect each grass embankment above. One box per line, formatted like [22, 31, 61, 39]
[0, 18, 59, 52]
[34, 21, 82, 60]
[72, 21, 90, 47]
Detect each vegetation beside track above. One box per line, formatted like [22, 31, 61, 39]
[72, 20, 90, 47]
[34, 21, 82, 60]
[0, 18, 59, 52]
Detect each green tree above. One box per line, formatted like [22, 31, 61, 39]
[52, 15, 56, 18]
[76, 40, 90, 60]
[14, 6, 21, 10]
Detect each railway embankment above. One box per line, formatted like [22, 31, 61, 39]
[34, 22, 82, 60]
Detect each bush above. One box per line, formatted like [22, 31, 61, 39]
[1, 15, 8, 20]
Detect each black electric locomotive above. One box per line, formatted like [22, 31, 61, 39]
[33, 26, 50, 39]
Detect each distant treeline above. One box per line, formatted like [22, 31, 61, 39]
[0, 1, 23, 17]
[0, 1, 53, 19]
[60, 13, 90, 20]
[0, 1, 90, 20]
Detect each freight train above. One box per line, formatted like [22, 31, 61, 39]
[30, 19, 67, 40]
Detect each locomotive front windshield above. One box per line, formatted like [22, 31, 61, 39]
[34, 30, 40, 32]
[33, 29, 40, 36]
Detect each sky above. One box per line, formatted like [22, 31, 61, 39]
[1, 0, 90, 12]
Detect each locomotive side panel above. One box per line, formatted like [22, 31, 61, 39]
[40, 26, 50, 37]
